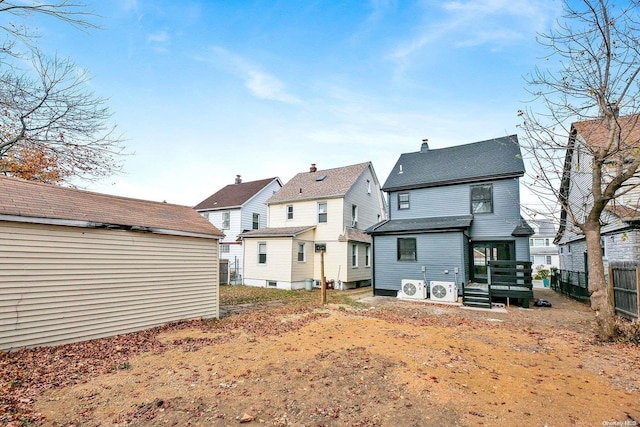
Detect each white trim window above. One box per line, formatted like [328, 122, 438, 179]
[351, 243, 358, 267]
[222, 211, 230, 230]
[252, 213, 260, 230]
[298, 242, 306, 262]
[365, 245, 371, 267]
[258, 242, 267, 264]
[318, 202, 327, 223]
[287, 205, 293, 220]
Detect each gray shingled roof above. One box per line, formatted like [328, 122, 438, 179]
[382, 135, 524, 191]
[0, 176, 224, 237]
[239, 225, 316, 238]
[268, 162, 371, 204]
[366, 215, 473, 235]
[194, 177, 280, 210]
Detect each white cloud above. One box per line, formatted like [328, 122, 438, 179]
[200, 46, 300, 104]
[147, 30, 169, 44]
[391, 0, 558, 59]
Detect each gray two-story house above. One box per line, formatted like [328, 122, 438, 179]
[367, 136, 533, 306]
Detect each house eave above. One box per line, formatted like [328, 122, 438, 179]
[0, 214, 223, 239]
[382, 172, 523, 193]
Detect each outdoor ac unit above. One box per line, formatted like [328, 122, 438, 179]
[429, 281, 458, 302]
[398, 279, 427, 300]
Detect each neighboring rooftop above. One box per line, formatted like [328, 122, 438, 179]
[268, 162, 372, 204]
[572, 114, 640, 149]
[382, 135, 525, 192]
[0, 175, 223, 237]
[239, 225, 316, 238]
[194, 177, 281, 210]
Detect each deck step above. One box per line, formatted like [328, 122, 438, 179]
[462, 286, 492, 309]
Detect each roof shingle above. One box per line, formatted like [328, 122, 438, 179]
[573, 114, 640, 150]
[0, 176, 223, 237]
[268, 162, 371, 204]
[382, 135, 524, 191]
[194, 177, 280, 210]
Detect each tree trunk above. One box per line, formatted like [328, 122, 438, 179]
[584, 224, 616, 340]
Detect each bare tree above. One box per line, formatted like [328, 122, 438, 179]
[518, 0, 640, 340]
[0, 1, 125, 183]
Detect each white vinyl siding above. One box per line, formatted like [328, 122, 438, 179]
[0, 221, 219, 351]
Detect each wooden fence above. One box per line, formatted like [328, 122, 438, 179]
[609, 261, 640, 320]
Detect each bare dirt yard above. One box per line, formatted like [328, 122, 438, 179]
[2, 286, 640, 426]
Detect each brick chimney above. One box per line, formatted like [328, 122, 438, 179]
[310, 163, 317, 173]
[235, 175, 242, 184]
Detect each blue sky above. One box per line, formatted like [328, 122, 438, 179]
[29, 0, 563, 208]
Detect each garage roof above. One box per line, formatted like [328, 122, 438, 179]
[0, 176, 224, 238]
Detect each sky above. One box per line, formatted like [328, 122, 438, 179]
[24, 0, 565, 210]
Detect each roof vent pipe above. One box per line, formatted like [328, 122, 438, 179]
[420, 138, 429, 153]
[235, 175, 242, 184]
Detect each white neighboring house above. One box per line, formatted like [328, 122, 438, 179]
[529, 219, 560, 271]
[556, 114, 640, 277]
[240, 162, 387, 290]
[194, 175, 283, 284]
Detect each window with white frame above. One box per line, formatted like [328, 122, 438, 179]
[202, 212, 210, 220]
[367, 179, 371, 194]
[351, 244, 358, 267]
[252, 213, 260, 230]
[220, 244, 230, 253]
[365, 245, 371, 267]
[530, 238, 550, 246]
[351, 204, 358, 228]
[318, 202, 327, 223]
[287, 205, 293, 220]
[258, 242, 267, 264]
[298, 242, 306, 262]
[222, 211, 230, 229]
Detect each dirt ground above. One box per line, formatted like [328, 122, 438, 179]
[3, 287, 640, 426]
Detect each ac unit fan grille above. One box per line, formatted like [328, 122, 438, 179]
[403, 282, 417, 296]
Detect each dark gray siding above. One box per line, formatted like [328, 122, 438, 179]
[372, 232, 467, 293]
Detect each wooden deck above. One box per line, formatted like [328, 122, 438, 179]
[463, 261, 534, 308]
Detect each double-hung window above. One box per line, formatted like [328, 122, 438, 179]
[365, 245, 371, 267]
[397, 238, 417, 261]
[287, 205, 293, 220]
[298, 243, 306, 262]
[351, 244, 358, 267]
[471, 184, 493, 214]
[252, 213, 260, 230]
[398, 193, 410, 210]
[258, 243, 267, 264]
[222, 211, 230, 229]
[318, 202, 327, 223]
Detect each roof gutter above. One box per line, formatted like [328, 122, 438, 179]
[382, 172, 523, 193]
[0, 214, 222, 239]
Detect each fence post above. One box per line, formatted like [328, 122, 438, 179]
[608, 265, 615, 312]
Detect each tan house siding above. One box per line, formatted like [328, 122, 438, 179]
[0, 221, 219, 350]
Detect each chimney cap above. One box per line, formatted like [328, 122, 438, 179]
[310, 163, 317, 173]
[420, 139, 429, 153]
[235, 174, 242, 184]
